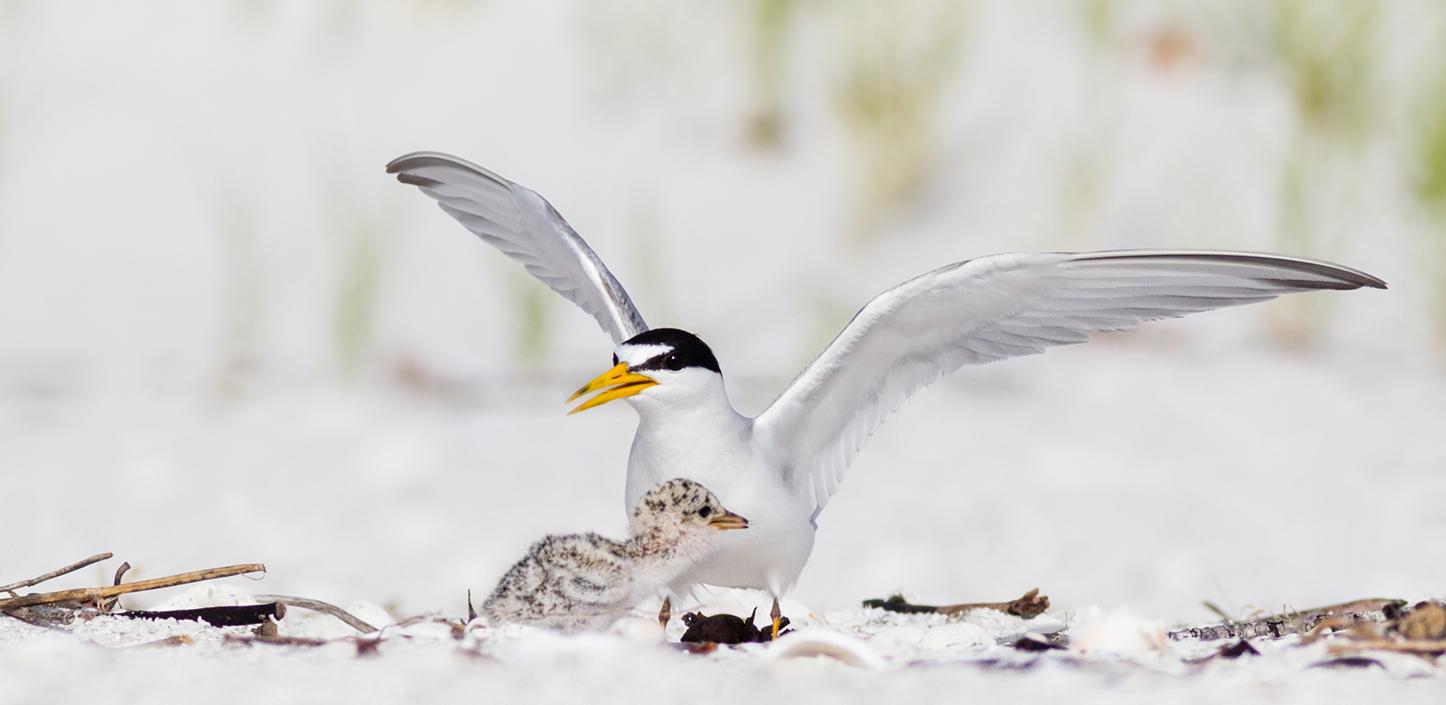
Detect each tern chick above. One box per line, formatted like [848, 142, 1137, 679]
[482, 478, 747, 631]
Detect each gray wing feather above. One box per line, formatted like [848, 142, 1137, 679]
[387, 151, 649, 344]
[753, 250, 1385, 515]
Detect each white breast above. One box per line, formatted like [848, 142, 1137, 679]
[624, 406, 816, 596]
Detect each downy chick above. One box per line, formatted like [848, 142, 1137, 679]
[482, 478, 748, 631]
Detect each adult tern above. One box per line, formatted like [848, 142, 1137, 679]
[387, 151, 1386, 636]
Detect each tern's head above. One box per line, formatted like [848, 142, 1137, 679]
[628, 478, 748, 539]
[567, 328, 723, 415]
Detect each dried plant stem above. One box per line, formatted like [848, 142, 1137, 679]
[1328, 639, 1446, 656]
[255, 594, 377, 634]
[1, 552, 113, 595]
[0, 564, 265, 610]
[1168, 598, 1401, 641]
[864, 588, 1050, 619]
[101, 561, 132, 612]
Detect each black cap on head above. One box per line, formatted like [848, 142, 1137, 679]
[624, 328, 721, 374]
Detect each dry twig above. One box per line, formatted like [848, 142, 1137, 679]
[0, 564, 265, 610]
[1328, 639, 1446, 657]
[863, 588, 1051, 619]
[1299, 615, 1379, 646]
[255, 594, 377, 634]
[1168, 598, 1402, 642]
[100, 562, 132, 613]
[111, 562, 131, 587]
[1, 553, 114, 595]
[1306, 601, 1446, 662]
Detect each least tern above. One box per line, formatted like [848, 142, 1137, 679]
[483, 478, 748, 631]
[389, 151, 1386, 636]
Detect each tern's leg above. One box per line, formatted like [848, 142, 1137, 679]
[658, 596, 672, 632]
[770, 597, 782, 641]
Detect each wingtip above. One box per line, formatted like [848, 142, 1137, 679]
[1320, 261, 1387, 290]
[385, 150, 439, 174]
[1077, 250, 1388, 292]
[1334, 269, 1388, 290]
[384, 151, 514, 188]
[386, 150, 469, 174]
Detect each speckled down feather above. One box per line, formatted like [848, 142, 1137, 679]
[482, 478, 740, 631]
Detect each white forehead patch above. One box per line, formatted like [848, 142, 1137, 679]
[615, 343, 672, 367]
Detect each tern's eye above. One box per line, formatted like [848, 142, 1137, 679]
[698, 506, 712, 518]
[664, 352, 683, 371]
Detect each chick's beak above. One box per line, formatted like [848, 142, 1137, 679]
[567, 362, 658, 415]
[707, 510, 749, 531]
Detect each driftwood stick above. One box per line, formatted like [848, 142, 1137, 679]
[0, 553, 114, 595]
[116, 602, 285, 627]
[861, 595, 935, 614]
[1299, 615, 1380, 645]
[863, 588, 1051, 619]
[254, 594, 378, 634]
[0, 564, 266, 610]
[1328, 639, 1446, 656]
[1168, 598, 1403, 642]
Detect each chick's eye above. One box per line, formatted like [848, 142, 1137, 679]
[698, 506, 712, 518]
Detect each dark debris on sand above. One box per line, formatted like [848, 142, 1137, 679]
[679, 608, 791, 645]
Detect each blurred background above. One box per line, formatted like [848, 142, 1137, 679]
[1, 0, 1443, 621]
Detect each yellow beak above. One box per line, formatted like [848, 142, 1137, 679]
[708, 510, 749, 531]
[567, 362, 658, 415]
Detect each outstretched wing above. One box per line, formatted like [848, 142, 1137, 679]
[752, 250, 1386, 515]
[387, 151, 649, 344]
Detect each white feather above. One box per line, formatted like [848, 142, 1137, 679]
[753, 251, 1385, 514]
[387, 151, 649, 344]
